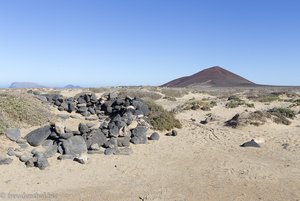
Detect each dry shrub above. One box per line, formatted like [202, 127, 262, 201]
[226, 95, 254, 108]
[144, 99, 182, 131]
[268, 107, 296, 119]
[173, 99, 217, 113]
[267, 107, 295, 125]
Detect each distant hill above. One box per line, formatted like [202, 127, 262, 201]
[161, 66, 256, 87]
[9, 82, 45, 89]
[64, 84, 81, 88]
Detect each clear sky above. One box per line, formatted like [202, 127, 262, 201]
[0, 0, 299, 87]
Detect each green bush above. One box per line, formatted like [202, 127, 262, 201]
[226, 100, 243, 108]
[188, 100, 216, 111]
[226, 96, 254, 108]
[144, 99, 182, 131]
[267, 107, 296, 125]
[268, 107, 296, 119]
[227, 95, 242, 102]
[172, 99, 217, 113]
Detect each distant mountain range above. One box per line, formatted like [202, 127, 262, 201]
[9, 82, 81, 89]
[162, 66, 256, 87]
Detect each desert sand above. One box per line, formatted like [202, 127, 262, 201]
[0, 88, 299, 201]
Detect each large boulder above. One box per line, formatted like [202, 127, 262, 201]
[62, 136, 87, 155]
[25, 126, 53, 147]
[130, 126, 148, 144]
[83, 129, 107, 149]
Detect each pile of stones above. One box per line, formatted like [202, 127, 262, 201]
[1, 92, 168, 170]
[35, 92, 150, 119]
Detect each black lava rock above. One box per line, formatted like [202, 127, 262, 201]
[83, 129, 107, 149]
[79, 123, 90, 134]
[240, 139, 260, 148]
[62, 136, 88, 155]
[149, 132, 160, 140]
[25, 126, 53, 146]
[5, 128, 21, 142]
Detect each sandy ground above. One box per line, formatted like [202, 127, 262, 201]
[0, 89, 300, 201]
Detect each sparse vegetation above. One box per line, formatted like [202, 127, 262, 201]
[0, 93, 52, 134]
[226, 100, 244, 108]
[226, 95, 244, 108]
[47, 90, 62, 95]
[245, 103, 255, 108]
[118, 89, 162, 100]
[226, 95, 254, 108]
[185, 100, 217, 111]
[268, 107, 296, 119]
[210, 101, 217, 107]
[163, 96, 177, 101]
[172, 99, 217, 113]
[293, 99, 300, 106]
[0, 117, 8, 134]
[227, 95, 242, 102]
[88, 88, 109, 94]
[161, 88, 188, 98]
[248, 93, 280, 103]
[144, 99, 182, 131]
[225, 111, 268, 128]
[267, 107, 296, 125]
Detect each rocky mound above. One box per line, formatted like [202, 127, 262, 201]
[162, 66, 256, 87]
[1, 92, 178, 169]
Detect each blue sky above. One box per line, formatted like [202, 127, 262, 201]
[0, 0, 299, 87]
